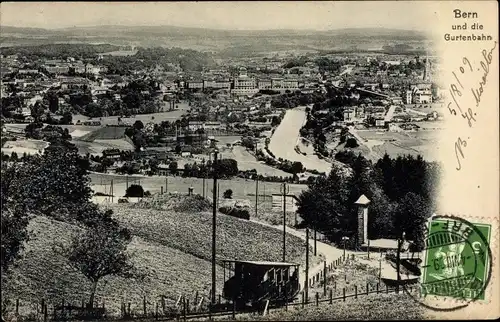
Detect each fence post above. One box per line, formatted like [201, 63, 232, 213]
[41, 299, 45, 314]
[329, 289, 333, 304]
[182, 296, 186, 322]
[61, 298, 65, 318]
[15, 299, 19, 315]
[355, 285, 357, 299]
[144, 295, 147, 316]
[301, 292, 304, 308]
[128, 303, 131, 317]
[323, 261, 327, 296]
[218, 294, 221, 305]
[315, 293, 319, 306]
[187, 299, 190, 314]
[343, 288, 346, 301]
[377, 283, 379, 294]
[156, 303, 159, 320]
[195, 291, 199, 307]
[367, 282, 369, 295]
[334, 281, 337, 294]
[43, 304, 48, 322]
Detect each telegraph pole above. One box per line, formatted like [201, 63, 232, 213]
[305, 228, 310, 303]
[255, 175, 259, 218]
[281, 182, 289, 262]
[211, 151, 218, 305]
[314, 229, 317, 256]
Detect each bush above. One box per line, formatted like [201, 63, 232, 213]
[125, 184, 144, 197]
[223, 189, 233, 199]
[345, 137, 359, 148]
[219, 206, 250, 220]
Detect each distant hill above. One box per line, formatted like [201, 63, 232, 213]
[1, 25, 432, 54]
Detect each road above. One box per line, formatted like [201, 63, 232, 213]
[268, 106, 332, 174]
[348, 127, 383, 161]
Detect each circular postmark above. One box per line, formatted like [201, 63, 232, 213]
[401, 214, 492, 311]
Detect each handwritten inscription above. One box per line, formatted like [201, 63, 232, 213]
[449, 41, 497, 171]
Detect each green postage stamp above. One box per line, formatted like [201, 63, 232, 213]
[421, 215, 492, 302]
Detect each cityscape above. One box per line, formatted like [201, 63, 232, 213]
[1, 2, 449, 321]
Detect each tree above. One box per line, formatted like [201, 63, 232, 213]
[133, 120, 144, 131]
[65, 220, 133, 308]
[394, 192, 432, 251]
[1, 163, 30, 272]
[125, 184, 144, 198]
[223, 189, 233, 199]
[214, 159, 238, 178]
[61, 111, 73, 125]
[290, 161, 304, 175]
[296, 166, 352, 242]
[47, 91, 59, 113]
[169, 161, 178, 175]
[28, 103, 43, 122]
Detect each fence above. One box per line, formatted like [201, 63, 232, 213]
[5, 277, 418, 321]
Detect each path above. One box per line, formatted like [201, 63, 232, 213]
[249, 219, 343, 292]
[249, 218, 418, 290]
[348, 127, 383, 161]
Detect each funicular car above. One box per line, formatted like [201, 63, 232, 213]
[222, 260, 300, 308]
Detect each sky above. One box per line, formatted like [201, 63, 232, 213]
[0, 1, 434, 31]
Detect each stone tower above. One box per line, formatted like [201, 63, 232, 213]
[354, 194, 371, 246]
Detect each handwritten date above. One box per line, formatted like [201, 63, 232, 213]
[452, 41, 497, 171]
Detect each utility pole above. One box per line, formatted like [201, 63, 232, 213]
[305, 228, 310, 303]
[396, 232, 404, 294]
[111, 179, 114, 204]
[255, 176, 259, 218]
[314, 229, 317, 256]
[281, 182, 289, 262]
[211, 151, 218, 306]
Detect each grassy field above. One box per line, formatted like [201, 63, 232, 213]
[2, 215, 223, 318]
[106, 203, 312, 266]
[216, 293, 423, 320]
[356, 129, 441, 162]
[2, 139, 49, 155]
[89, 173, 308, 204]
[4, 196, 319, 319]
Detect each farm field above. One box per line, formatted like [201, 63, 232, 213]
[2, 215, 224, 318]
[72, 102, 190, 126]
[106, 203, 314, 268]
[2, 139, 49, 155]
[355, 129, 441, 162]
[89, 172, 308, 204]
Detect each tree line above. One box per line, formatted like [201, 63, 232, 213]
[1, 138, 136, 309]
[297, 151, 440, 251]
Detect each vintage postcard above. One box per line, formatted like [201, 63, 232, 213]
[0, 1, 498, 321]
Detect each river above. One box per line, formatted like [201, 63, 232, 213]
[268, 106, 332, 174]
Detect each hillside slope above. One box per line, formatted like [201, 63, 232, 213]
[2, 216, 224, 318]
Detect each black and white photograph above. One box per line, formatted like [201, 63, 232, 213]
[1, 1, 499, 321]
